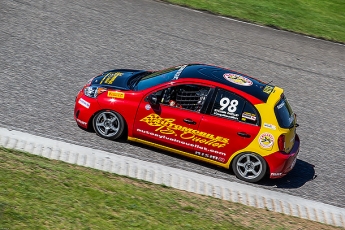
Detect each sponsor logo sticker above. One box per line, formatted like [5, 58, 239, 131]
[140, 113, 229, 148]
[76, 119, 87, 126]
[263, 85, 274, 94]
[242, 112, 256, 121]
[78, 98, 90, 109]
[263, 123, 276, 130]
[107, 91, 125, 99]
[258, 132, 274, 149]
[271, 172, 282, 177]
[223, 73, 253, 86]
[173, 65, 187, 80]
[100, 72, 123, 84]
[195, 151, 226, 163]
[145, 104, 151, 110]
[277, 101, 285, 109]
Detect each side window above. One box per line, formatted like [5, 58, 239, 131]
[154, 84, 211, 112]
[211, 89, 245, 120]
[211, 88, 259, 125]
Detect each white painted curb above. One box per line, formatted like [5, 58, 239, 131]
[0, 127, 344, 227]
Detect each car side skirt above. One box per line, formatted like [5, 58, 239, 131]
[128, 137, 230, 169]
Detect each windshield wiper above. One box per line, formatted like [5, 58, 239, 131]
[128, 76, 140, 89]
[129, 72, 152, 90]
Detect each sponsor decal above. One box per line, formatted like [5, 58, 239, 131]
[212, 98, 240, 120]
[145, 104, 151, 110]
[173, 65, 187, 80]
[78, 98, 90, 109]
[213, 109, 239, 120]
[258, 132, 274, 149]
[140, 113, 229, 148]
[107, 91, 125, 99]
[136, 128, 227, 157]
[263, 123, 276, 130]
[271, 172, 282, 177]
[223, 73, 253, 86]
[100, 72, 123, 84]
[76, 119, 87, 126]
[242, 112, 256, 121]
[277, 101, 285, 109]
[263, 85, 274, 94]
[195, 151, 226, 163]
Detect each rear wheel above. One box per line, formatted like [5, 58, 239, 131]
[232, 152, 267, 183]
[93, 111, 125, 140]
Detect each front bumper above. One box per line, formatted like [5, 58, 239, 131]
[74, 93, 101, 129]
[264, 134, 300, 179]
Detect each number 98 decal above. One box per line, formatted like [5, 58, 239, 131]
[212, 90, 245, 120]
[220, 97, 238, 113]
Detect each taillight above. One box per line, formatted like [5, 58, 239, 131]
[278, 134, 285, 152]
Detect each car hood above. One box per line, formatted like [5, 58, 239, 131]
[91, 69, 146, 90]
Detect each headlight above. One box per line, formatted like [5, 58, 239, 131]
[84, 86, 107, 98]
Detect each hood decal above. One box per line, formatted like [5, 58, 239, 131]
[91, 69, 145, 90]
[100, 72, 123, 85]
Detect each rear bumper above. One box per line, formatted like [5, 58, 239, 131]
[264, 134, 300, 179]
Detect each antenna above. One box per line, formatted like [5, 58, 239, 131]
[262, 80, 273, 88]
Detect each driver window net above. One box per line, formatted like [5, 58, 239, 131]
[175, 86, 210, 111]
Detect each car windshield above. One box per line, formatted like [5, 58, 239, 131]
[134, 66, 184, 91]
[274, 95, 294, 129]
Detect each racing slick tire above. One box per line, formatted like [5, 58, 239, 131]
[93, 110, 126, 140]
[232, 152, 267, 183]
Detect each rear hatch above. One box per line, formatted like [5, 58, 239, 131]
[274, 94, 297, 153]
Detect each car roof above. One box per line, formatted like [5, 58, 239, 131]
[178, 64, 275, 103]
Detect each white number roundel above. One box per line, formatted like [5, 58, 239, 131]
[219, 97, 238, 113]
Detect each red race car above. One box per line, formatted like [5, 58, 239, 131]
[74, 64, 300, 183]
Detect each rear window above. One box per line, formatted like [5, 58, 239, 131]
[274, 95, 294, 128]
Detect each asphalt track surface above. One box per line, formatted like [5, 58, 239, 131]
[1, 0, 345, 209]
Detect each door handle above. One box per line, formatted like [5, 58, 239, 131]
[237, 132, 251, 138]
[183, 118, 196, 125]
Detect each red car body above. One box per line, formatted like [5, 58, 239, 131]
[74, 64, 300, 182]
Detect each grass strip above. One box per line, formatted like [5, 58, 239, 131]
[163, 0, 345, 43]
[0, 147, 341, 229]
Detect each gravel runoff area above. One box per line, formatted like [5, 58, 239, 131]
[0, 127, 344, 228]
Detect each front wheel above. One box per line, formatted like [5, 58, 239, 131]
[93, 110, 125, 140]
[232, 152, 267, 183]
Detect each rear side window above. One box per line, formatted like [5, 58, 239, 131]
[210, 88, 260, 125]
[211, 89, 245, 120]
[274, 94, 294, 128]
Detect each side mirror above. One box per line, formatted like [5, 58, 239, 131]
[147, 94, 158, 105]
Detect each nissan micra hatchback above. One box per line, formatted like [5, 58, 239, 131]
[74, 64, 300, 183]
